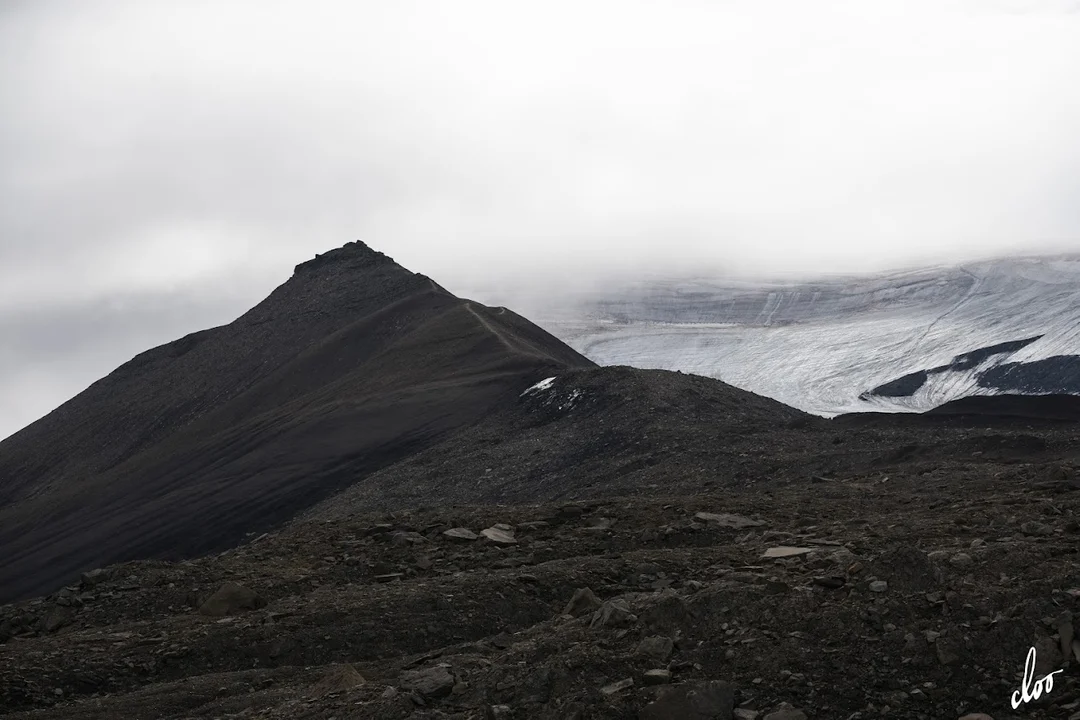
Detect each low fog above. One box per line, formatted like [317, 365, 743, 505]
[2, 0, 1079, 439]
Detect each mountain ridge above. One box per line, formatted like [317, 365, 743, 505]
[0, 241, 595, 603]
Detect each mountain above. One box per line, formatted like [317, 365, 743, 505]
[0, 241, 595, 603]
[519, 255, 1080, 416]
[2, 244, 1080, 719]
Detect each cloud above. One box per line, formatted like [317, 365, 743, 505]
[1, 0, 1079, 436]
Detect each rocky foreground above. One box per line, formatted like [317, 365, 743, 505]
[3, 461, 1079, 719]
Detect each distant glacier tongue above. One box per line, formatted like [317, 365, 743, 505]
[513, 256, 1080, 415]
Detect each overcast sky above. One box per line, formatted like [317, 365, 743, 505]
[2, 0, 1080, 439]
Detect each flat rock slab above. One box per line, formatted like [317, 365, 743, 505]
[481, 526, 517, 544]
[643, 669, 672, 685]
[639, 680, 736, 719]
[694, 512, 765, 529]
[763, 705, 808, 720]
[600, 677, 634, 696]
[762, 546, 815, 559]
[442, 527, 479, 542]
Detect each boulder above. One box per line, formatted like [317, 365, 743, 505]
[639, 680, 736, 719]
[198, 581, 266, 616]
[481, 525, 518, 545]
[637, 635, 675, 661]
[563, 588, 603, 617]
[312, 664, 367, 697]
[399, 664, 456, 700]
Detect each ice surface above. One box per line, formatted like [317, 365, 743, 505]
[520, 256, 1080, 416]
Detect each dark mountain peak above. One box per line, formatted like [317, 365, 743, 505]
[292, 240, 394, 275]
[0, 241, 594, 602]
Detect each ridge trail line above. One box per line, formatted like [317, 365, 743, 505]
[465, 302, 550, 362]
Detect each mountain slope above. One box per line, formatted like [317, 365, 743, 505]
[0, 241, 595, 603]
[521, 255, 1080, 416]
[296, 365, 822, 518]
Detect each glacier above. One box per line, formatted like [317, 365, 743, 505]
[491, 255, 1080, 417]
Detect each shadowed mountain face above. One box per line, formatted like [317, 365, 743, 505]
[0, 242, 595, 603]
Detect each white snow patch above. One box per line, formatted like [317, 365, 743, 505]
[521, 376, 557, 396]
[559, 389, 584, 410]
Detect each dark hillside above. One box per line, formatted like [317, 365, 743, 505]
[0, 242, 595, 603]
[298, 365, 826, 516]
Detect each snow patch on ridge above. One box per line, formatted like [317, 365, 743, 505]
[521, 377, 557, 396]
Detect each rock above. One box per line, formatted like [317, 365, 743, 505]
[375, 573, 405, 583]
[312, 664, 366, 697]
[487, 706, 513, 719]
[43, 607, 71, 633]
[958, 714, 994, 720]
[643, 669, 672, 685]
[936, 635, 962, 666]
[927, 549, 950, 562]
[812, 576, 845, 589]
[489, 632, 512, 649]
[639, 680, 736, 719]
[764, 704, 807, 720]
[591, 599, 637, 629]
[636, 636, 674, 661]
[694, 512, 765, 529]
[734, 711, 760, 720]
[950, 553, 974, 568]
[1033, 634, 1061, 676]
[1021, 521, 1054, 536]
[600, 677, 634, 696]
[80, 568, 109, 588]
[872, 546, 942, 592]
[1057, 611, 1074, 659]
[563, 588, 603, 617]
[198, 582, 266, 616]
[869, 580, 888, 593]
[518, 667, 555, 704]
[481, 526, 517, 545]
[641, 589, 692, 633]
[399, 664, 455, 700]
[443, 527, 479, 542]
[762, 547, 815, 559]
[557, 504, 586, 519]
[584, 516, 615, 531]
[517, 520, 549, 531]
[390, 531, 426, 546]
[1039, 464, 1078, 491]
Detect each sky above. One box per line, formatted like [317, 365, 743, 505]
[2, 0, 1080, 439]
